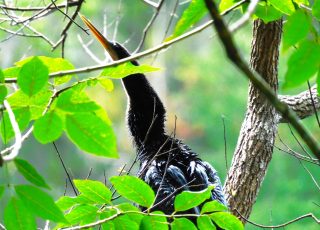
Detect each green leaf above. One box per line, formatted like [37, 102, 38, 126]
[4, 197, 36, 230]
[113, 214, 140, 230]
[65, 113, 118, 158]
[56, 196, 82, 210]
[201, 200, 228, 214]
[284, 40, 320, 88]
[197, 216, 216, 230]
[29, 89, 53, 119]
[3, 67, 20, 78]
[110, 175, 155, 208]
[293, 0, 309, 5]
[0, 69, 7, 104]
[100, 210, 117, 230]
[171, 218, 197, 230]
[317, 70, 320, 95]
[313, 0, 320, 20]
[168, 0, 207, 40]
[269, 0, 295, 15]
[174, 186, 213, 212]
[56, 88, 100, 113]
[64, 204, 98, 225]
[6, 89, 53, 120]
[219, 0, 237, 12]
[140, 211, 168, 230]
[0, 107, 31, 144]
[283, 10, 310, 50]
[98, 78, 114, 92]
[0, 185, 4, 199]
[116, 203, 144, 224]
[100, 62, 160, 79]
[17, 57, 49, 96]
[254, 3, 283, 23]
[16, 56, 75, 85]
[73, 179, 112, 204]
[210, 212, 244, 230]
[15, 185, 66, 223]
[14, 158, 50, 189]
[33, 111, 63, 144]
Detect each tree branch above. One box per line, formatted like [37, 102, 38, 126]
[278, 85, 320, 123]
[203, 0, 320, 160]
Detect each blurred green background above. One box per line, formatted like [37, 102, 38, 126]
[0, 1, 319, 229]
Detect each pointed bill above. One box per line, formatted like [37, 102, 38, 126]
[79, 14, 119, 60]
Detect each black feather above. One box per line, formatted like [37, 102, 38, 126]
[111, 42, 227, 216]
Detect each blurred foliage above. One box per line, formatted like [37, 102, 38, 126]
[0, 0, 319, 229]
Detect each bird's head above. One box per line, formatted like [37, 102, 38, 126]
[79, 14, 131, 60]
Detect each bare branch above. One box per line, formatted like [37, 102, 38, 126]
[238, 211, 320, 229]
[0, 1, 81, 12]
[278, 85, 320, 123]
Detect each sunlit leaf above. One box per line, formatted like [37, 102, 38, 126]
[110, 175, 155, 208]
[293, 0, 309, 5]
[3, 67, 20, 78]
[14, 158, 50, 189]
[283, 10, 310, 50]
[65, 113, 118, 158]
[15, 56, 75, 85]
[269, 0, 295, 15]
[253, 3, 283, 23]
[64, 204, 98, 225]
[210, 212, 244, 230]
[201, 200, 228, 214]
[17, 57, 49, 96]
[171, 218, 197, 230]
[29, 90, 53, 119]
[284, 40, 320, 88]
[33, 111, 63, 144]
[73, 179, 112, 204]
[117, 203, 144, 224]
[56, 88, 100, 113]
[174, 186, 213, 212]
[4, 197, 36, 230]
[15, 185, 66, 222]
[219, 0, 237, 12]
[100, 62, 160, 79]
[0, 69, 7, 104]
[140, 211, 168, 230]
[98, 78, 114, 92]
[113, 214, 140, 230]
[168, 0, 207, 40]
[0, 107, 31, 144]
[197, 216, 216, 230]
[100, 210, 117, 230]
[313, 0, 320, 20]
[5, 89, 52, 120]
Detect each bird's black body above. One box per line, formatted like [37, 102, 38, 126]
[111, 42, 227, 214]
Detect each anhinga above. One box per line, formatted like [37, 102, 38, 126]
[80, 15, 227, 215]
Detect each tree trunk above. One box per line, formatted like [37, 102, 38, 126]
[224, 19, 283, 221]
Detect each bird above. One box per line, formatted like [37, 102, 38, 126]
[80, 15, 227, 215]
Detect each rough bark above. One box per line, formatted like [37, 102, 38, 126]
[278, 85, 320, 122]
[224, 19, 283, 221]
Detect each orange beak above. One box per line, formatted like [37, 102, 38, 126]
[79, 14, 119, 60]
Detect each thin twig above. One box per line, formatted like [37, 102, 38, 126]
[221, 116, 228, 172]
[53, 142, 78, 196]
[4, 0, 248, 84]
[134, 0, 165, 53]
[236, 210, 320, 229]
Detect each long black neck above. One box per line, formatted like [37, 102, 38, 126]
[113, 44, 166, 148]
